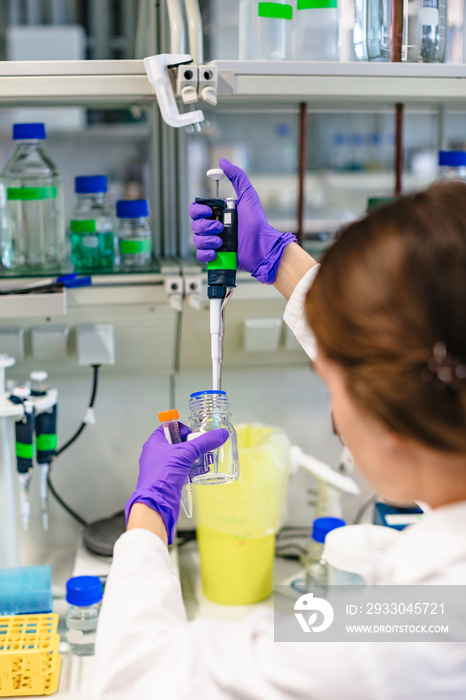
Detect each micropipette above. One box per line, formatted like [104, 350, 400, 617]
[13, 387, 34, 531]
[31, 371, 56, 531]
[158, 409, 193, 518]
[35, 405, 57, 531]
[195, 168, 238, 391]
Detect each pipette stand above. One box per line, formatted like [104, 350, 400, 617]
[0, 354, 58, 568]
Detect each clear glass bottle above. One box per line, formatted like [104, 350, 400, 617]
[239, 0, 292, 60]
[65, 575, 103, 656]
[353, 0, 446, 62]
[69, 175, 114, 273]
[116, 199, 152, 270]
[188, 390, 239, 485]
[302, 517, 346, 588]
[438, 151, 466, 181]
[0, 122, 65, 272]
[292, 0, 340, 61]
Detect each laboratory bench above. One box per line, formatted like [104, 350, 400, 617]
[39, 532, 302, 698]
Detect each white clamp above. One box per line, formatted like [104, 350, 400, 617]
[198, 65, 218, 105]
[164, 274, 184, 312]
[184, 274, 203, 310]
[176, 64, 199, 105]
[143, 54, 204, 128]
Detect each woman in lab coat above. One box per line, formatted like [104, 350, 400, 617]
[93, 161, 466, 700]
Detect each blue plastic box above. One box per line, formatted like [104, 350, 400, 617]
[0, 565, 52, 614]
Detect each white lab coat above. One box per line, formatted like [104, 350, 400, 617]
[93, 266, 466, 700]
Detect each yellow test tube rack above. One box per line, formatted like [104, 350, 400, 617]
[0, 614, 61, 696]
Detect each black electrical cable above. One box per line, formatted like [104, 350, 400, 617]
[46, 472, 89, 527]
[276, 543, 308, 557]
[55, 364, 100, 457]
[47, 365, 101, 526]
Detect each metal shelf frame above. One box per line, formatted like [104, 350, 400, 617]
[0, 60, 466, 108]
[211, 61, 466, 108]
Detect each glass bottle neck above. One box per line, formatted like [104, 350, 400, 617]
[118, 216, 148, 224]
[189, 392, 230, 418]
[14, 139, 43, 150]
[77, 192, 106, 204]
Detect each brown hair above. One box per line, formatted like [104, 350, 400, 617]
[306, 181, 466, 453]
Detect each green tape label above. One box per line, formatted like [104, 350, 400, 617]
[298, 0, 337, 8]
[36, 434, 57, 452]
[119, 239, 152, 255]
[7, 186, 57, 201]
[70, 219, 97, 233]
[258, 2, 293, 19]
[208, 251, 238, 271]
[16, 442, 34, 459]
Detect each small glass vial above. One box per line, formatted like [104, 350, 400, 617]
[302, 517, 345, 589]
[188, 390, 239, 485]
[70, 175, 114, 273]
[116, 199, 152, 269]
[65, 575, 103, 656]
[438, 151, 466, 181]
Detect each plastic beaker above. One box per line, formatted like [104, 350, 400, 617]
[194, 424, 290, 605]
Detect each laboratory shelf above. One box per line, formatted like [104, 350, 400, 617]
[0, 60, 153, 106]
[212, 60, 466, 108]
[0, 59, 466, 108]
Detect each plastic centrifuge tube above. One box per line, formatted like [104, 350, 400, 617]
[158, 409, 193, 518]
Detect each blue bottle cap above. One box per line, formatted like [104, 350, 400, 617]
[438, 151, 466, 167]
[312, 517, 346, 544]
[13, 123, 46, 140]
[190, 390, 226, 398]
[75, 175, 108, 194]
[116, 199, 149, 218]
[66, 576, 103, 606]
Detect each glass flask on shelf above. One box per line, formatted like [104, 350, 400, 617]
[0, 123, 65, 272]
[69, 175, 114, 273]
[292, 0, 340, 61]
[239, 0, 291, 60]
[438, 151, 466, 181]
[353, 0, 446, 63]
[116, 199, 152, 270]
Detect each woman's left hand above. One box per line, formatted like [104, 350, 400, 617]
[125, 423, 228, 544]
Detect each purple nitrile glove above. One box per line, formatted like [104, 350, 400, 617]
[125, 422, 228, 544]
[190, 158, 296, 285]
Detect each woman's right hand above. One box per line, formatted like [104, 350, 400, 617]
[189, 158, 296, 285]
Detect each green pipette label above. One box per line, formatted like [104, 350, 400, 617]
[16, 442, 34, 459]
[36, 434, 58, 452]
[208, 251, 237, 271]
